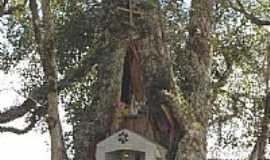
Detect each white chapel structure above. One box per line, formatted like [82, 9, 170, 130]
[96, 129, 167, 160]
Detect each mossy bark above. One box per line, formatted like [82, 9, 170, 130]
[73, 1, 215, 160]
[38, 0, 66, 160]
[175, 0, 215, 159]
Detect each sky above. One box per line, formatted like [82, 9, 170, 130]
[0, 71, 51, 160]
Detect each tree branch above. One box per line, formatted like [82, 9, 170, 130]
[228, 0, 270, 26]
[0, 99, 35, 124]
[0, 53, 100, 125]
[212, 53, 233, 89]
[0, 0, 101, 131]
[209, 113, 237, 126]
[0, 124, 35, 134]
[0, 105, 46, 134]
[0, 0, 27, 17]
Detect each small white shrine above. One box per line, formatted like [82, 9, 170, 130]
[96, 129, 167, 160]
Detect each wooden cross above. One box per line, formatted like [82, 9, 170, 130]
[116, 0, 144, 26]
[129, 0, 134, 26]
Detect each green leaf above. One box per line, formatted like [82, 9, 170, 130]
[148, 0, 156, 8]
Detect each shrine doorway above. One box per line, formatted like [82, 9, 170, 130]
[106, 150, 145, 160]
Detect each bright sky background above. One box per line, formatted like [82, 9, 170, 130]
[0, 71, 51, 160]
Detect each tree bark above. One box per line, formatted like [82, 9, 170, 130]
[73, 41, 126, 160]
[174, 0, 215, 159]
[73, 1, 215, 160]
[249, 36, 270, 160]
[30, 0, 66, 160]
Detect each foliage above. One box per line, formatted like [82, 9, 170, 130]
[0, 0, 270, 159]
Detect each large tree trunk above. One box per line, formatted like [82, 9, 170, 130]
[74, 42, 127, 160]
[73, 0, 215, 160]
[175, 0, 215, 159]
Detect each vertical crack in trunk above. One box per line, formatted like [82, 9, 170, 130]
[121, 49, 132, 105]
[121, 40, 144, 115]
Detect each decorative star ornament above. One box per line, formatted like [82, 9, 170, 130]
[118, 131, 129, 144]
